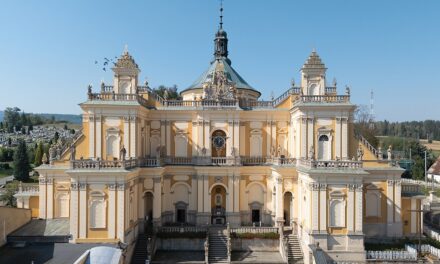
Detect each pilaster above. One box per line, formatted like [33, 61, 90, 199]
[79, 183, 87, 239]
[108, 183, 116, 239]
[355, 184, 363, 232]
[347, 184, 355, 232]
[152, 177, 162, 227]
[335, 117, 341, 159]
[117, 183, 125, 242]
[311, 183, 320, 231]
[46, 178, 53, 219]
[307, 118, 314, 158]
[70, 182, 79, 241]
[130, 116, 136, 157]
[39, 178, 47, 219]
[301, 117, 307, 158]
[166, 120, 171, 156]
[89, 116, 95, 158]
[341, 118, 348, 159]
[123, 116, 129, 153]
[319, 184, 327, 232]
[96, 116, 102, 159]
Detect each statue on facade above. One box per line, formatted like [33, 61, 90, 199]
[49, 144, 56, 164]
[309, 145, 315, 160]
[230, 147, 236, 157]
[70, 144, 76, 160]
[357, 145, 364, 161]
[377, 146, 383, 160]
[345, 85, 350, 96]
[201, 147, 207, 156]
[277, 145, 281, 157]
[87, 84, 92, 99]
[42, 153, 49, 164]
[120, 145, 127, 160]
[270, 145, 276, 157]
[387, 145, 392, 160]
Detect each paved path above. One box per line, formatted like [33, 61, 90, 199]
[231, 251, 285, 263]
[0, 175, 14, 185]
[153, 250, 205, 263]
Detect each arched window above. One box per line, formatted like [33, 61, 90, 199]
[308, 84, 319, 95]
[89, 191, 106, 228]
[318, 135, 330, 160]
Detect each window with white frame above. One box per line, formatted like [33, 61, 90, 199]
[89, 191, 106, 228]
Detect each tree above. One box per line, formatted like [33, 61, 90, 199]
[53, 131, 60, 143]
[34, 141, 44, 166]
[63, 124, 68, 130]
[152, 85, 181, 100]
[13, 139, 31, 182]
[4, 107, 21, 132]
[354, 104, 378, 148]
[0, 187, 16, 207]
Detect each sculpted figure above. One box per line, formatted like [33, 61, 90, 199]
[120, 145, 127, 160]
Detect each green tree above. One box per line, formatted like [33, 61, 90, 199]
[0, 187, 17, 207]
[34, 141, 44, 166]
[152, 85, 181, 100]
[13, 139, 31, 182]
[4, 107, 21, 132]
[53, 131, 60, 143]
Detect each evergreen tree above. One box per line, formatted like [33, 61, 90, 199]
[53, 131, 59, 143]
[13, 139, 31, 182]
[34, 141, 44, 166]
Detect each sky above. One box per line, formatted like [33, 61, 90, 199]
[0, 0, 439, 121]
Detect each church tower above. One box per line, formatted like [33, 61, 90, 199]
[300, 50, 327, 95]
[112, 46, 140, 94]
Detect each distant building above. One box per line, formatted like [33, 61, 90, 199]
[428, 156, 440, 182]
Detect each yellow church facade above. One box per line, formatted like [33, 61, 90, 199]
[27, 20, 424, 263]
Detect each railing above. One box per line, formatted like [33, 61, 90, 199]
[402, 178, 440, 190]
[68, 156, 299, 169]
[424, 224, 440, 243]
[226, 223, 231, 263]
[401, 184, 424, 195]
[230, 227, 279, 234]
[325, 86, 337, 94]
[310, 245, 328, 264]
[16, 183, 39, 195]
[298, 159, 363, 169]
[60, 128, 84, 158]
[204, 232, 209, 264]
[158, 226, 208, 233]
[273, 87, 301, 106]
[358, 135, 379, 158]
[70, 159, 138, 170]
[297, 95, 350, 104]
[366, 244, 417, 261]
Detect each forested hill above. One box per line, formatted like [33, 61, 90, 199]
[375, 120, 440, 141]
[0, 110, 81, 124]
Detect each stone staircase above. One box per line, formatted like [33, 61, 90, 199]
[208, 228, 229, 263]
[131, 234, 149, 264]
[286, 234, 303, 264]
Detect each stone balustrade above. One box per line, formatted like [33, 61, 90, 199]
[298, 95, 350, 104]
[70, 159, 138, 170]
[69, 156, 299, 170]
[158, 226, 208, 233]
[230, 227, 279, 234]
[298, 159, 363, 169]
[16, 183, 39, 195]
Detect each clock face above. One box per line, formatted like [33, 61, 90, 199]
[213, 136, 225, 149]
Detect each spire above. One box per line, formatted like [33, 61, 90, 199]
[214, 0, 230, 64]
[219, 0, 224, 29]
[302, 49, 326, 70]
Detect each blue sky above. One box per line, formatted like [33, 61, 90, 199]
[0, 0, 439, 121]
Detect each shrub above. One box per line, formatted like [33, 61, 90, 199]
[231, 232, 279, 239]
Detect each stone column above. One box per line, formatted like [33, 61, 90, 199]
[307, 118, 314, 159]
[203, 176, 210, 213]
[275, 176, 284, 226]
[204, 121, 211, 156]
[335, 117, 341, 159]
[89, 116, 95, 158]
[130, 116, 137, 157]
[319, 184, 327, 232]
[96, 116, 102, 159]
[233, 120, 240, 156]
[386, 180, 395, 237]
[226, 121, 233, 157]
[123, 116, 129, 154]
[355, 184, 363, 233]
[108, 184, 116, 239]
[227, 176, 233, 212]
[116, 183, 125, 242]
[271, 121, 277, 154]
[46, 178, 53, 219]
[234, 176, 240, 212]
[79, 183, 87, 239]
[197, 175, 203, 212]
[301, 118, 307, 158]
[192, 122, 198, 156]
[311, 183, 320, 231]
[166, 120, 171, 156]
[69, 182, 79, 241]
[153, 177, 162, 227]
[267, 121, 272, 156]
[197, 120, 204, 155]
[39, 178, 47, 219]
[347, 184, 355, 233]
[160, 121, 166, 149]
[341, 118, 348, 159]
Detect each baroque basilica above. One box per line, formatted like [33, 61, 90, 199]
[17, 8, 424, 264]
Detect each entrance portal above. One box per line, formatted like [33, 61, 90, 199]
[143, 192, 153, 234]
[211, 185, 226, 225]
[252, 209, 260, 223]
